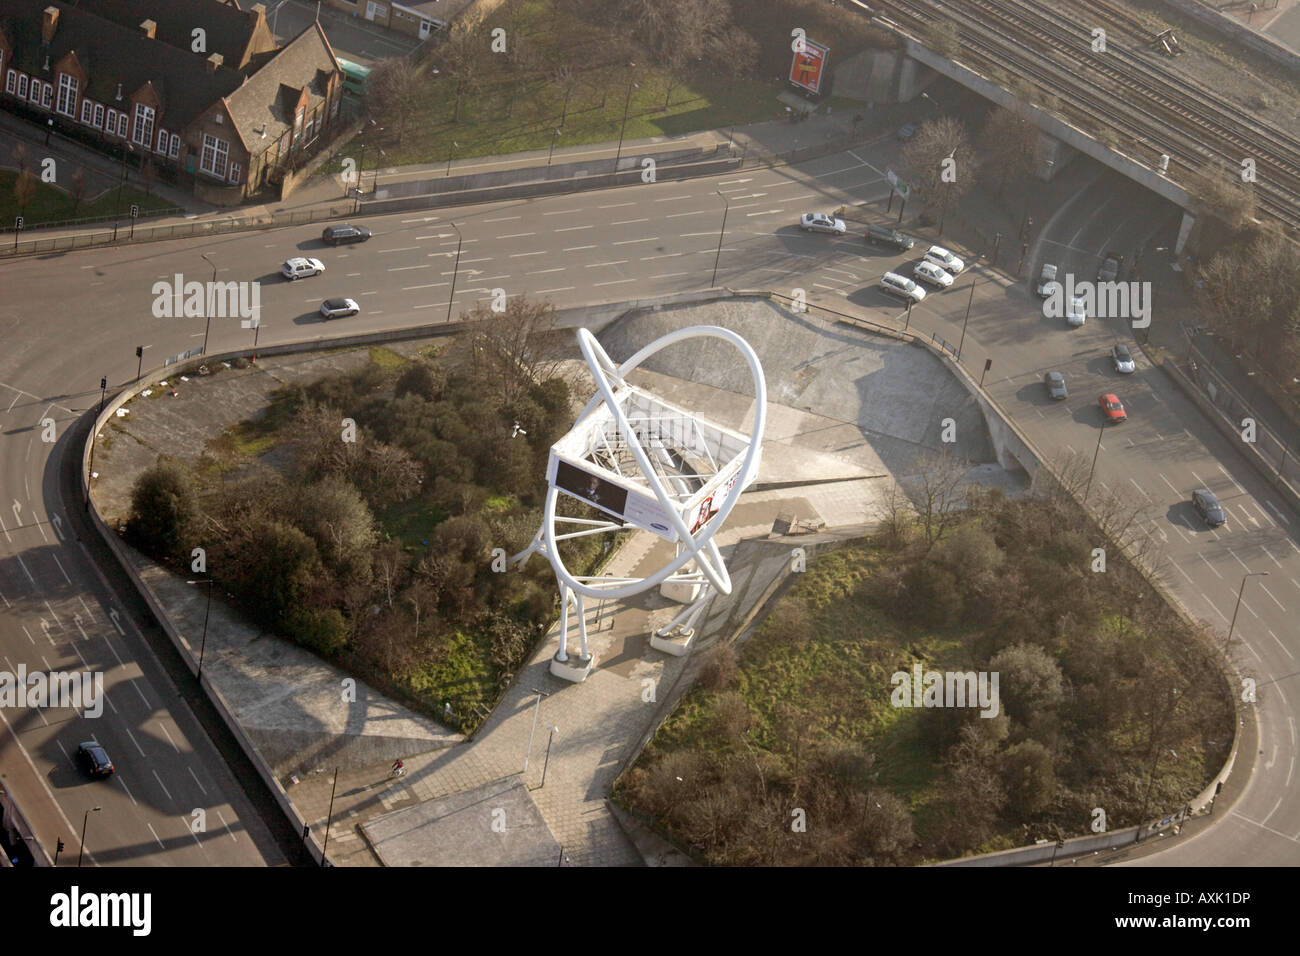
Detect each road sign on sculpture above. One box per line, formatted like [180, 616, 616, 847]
[511, 326, 767, 681]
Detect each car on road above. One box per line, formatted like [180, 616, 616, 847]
[912, 260, 954, 289]
[320, 297, 361, 319]
[865, 223, 915, 251]
[1191, 488, 1227, 527]
[880, 272, 926, 303]
[1044, 371, 1068, 400]
[1111, 343, 1136, 374]
[1066, 296, 1087, 327]
[800, 213, 847, 235]
[321, 224, 372, 246]
[281, 257, 325, 280]
[1098, 252, 1123, 283]
[896, 122, 917, 142]
[923, 245, 965, 274]
[1098, 393, 1127, 423]
[1035, 262, 1058, 298]
[77, 741, 114, 777]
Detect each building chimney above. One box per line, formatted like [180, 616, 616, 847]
[139, 19, 157, 40]
[206, 53, 225, 74]
[41, 6, 60, 46]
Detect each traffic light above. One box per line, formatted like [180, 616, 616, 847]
[57, 839, 65, 852]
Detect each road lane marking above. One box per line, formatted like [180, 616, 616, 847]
[1225, 547, 1250, 572]
[482, 215, 522, 222]
[1258, 582, 1286, 611]
[586, 260, 629, 268]
[377, 246, 419, 253]
[508, 250, 547, 257]
[387, 264, 431, 272]
[401, 282, 448, 290]
[1197, 554, 1223, 579]
[553, 225, 592, 232]
[666, 210, 710, 218]
[597, 202, 635, 209]
[612, 218, 649, 225]
[593, 278, 636, 287]
[525, 267, 566, 275]
[535, 286, 575, 294]
[564, 245, 597, 252]
[497, 232, 535, 239]
[613, 237, 660, 245]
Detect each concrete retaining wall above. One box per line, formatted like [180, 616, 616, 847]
[360, 157, 741, 216]
[376, 146, 716, 200]
[1160, 0, 1300, 70]
[900, 40, 1193, 211]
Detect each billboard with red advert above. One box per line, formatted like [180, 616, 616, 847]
[789, 38, 830, 94]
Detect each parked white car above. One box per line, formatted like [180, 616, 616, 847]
[799, 212, 847, 235]
[282, 257, 325, 280]
[880, 271, 927, 303]
[923, 245, 965, 274]
[1066, 296, 1087, 327]
[912, 260, 954, 289]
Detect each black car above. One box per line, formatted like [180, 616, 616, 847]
[77, 741, 114, 777]
[1192, 488, 1226, 527]
[1097, 252, 1123, 283]
[865, 223, 915, 251]
[1044, 371, 1068, 400]
[322, 224, 372, 246]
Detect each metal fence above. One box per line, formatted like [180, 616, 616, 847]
[0, 201, 360, 257]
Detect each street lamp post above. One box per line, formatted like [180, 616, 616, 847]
[200, 253, 217, 355]
[711, 190, 730, 287]
[445, 221, 463, 325]
[547, 128, 562, 166]
[1085, 420, 1106, 500]
[111, 144, 133, 241]
[446, 140, 459, 178]
[187, 577, 214, 682]
[1226, 571, 1269, 654]
[957, 274, 977, 360]
[85, 376, 108, 512]
[613, 65, 637, 173]
[77, 807, 101, 867]
[539, 725, 558, 789]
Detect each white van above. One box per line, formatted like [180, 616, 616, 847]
[880, 272, 926, 303]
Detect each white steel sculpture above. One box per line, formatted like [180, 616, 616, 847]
[511, 325, 767, 682]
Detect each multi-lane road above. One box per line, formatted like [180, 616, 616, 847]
[1, 138, 1296, 865]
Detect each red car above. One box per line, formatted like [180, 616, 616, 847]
[1098, 393, 1127, 423]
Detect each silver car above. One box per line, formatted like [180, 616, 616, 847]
[800, 213, 847, 235]
[320, 297, 360, 319]
[282, 257, 325, 280]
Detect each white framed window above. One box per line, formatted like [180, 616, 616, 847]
[169, 134, 179, 158]
[57, 74, 78, 116]
[5, 70, 16, 95]
[16, 74, 28, 98]
[105, 108, 116, 133]
[117, 112, 128, 137]
[41, 82, 52, 108]
[200, 133, 229, 178]
[132, 103, 155, 147]
[156, 127, 168, 153]
[81, 99, 93, 124]
[228, 162, 242, 185]
[94, 103, 104, 129]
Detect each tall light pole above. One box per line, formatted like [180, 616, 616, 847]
[85, 376, 108, 512]
[111, 144, 133, 241]
[77, 806, 101, 867]
[957, 273, 977, 360]
[711, 190, 730, 287]
[446, 140, 459, 178]
[547, 128, 562, 166]
[613, 64, 637, 173]
[1084, 420, 1105, 500]
[187, 577, 214, 682]
[200, 253, 217, 354]
[445, 220, 463, 325]
[1226, 571, 1269, 654]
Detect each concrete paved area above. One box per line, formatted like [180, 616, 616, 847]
[90, 299, 1020, 865]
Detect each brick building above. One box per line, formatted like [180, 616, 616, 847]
[0, 0, 344, 204]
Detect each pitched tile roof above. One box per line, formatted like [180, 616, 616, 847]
[4, 0, 243, 129]
[70, 0, 269, 72]
[224, 22, 338, 157]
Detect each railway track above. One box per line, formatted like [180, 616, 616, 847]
[875, 0, 1300, 232]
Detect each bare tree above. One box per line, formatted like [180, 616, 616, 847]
[68, 167, 87, 214]
[978, 107, 1040, 197]
[14, 169, 37, 215]
[11, 143, 32, 175]
[366, 57, 424, 142]
[899, 115, 974, 213]
[912, 448, 969, 547]
[459, 297, 565, 405]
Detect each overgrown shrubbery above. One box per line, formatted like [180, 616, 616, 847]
[125, 299, 603, 729]
[617, 479, 1233, 865]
